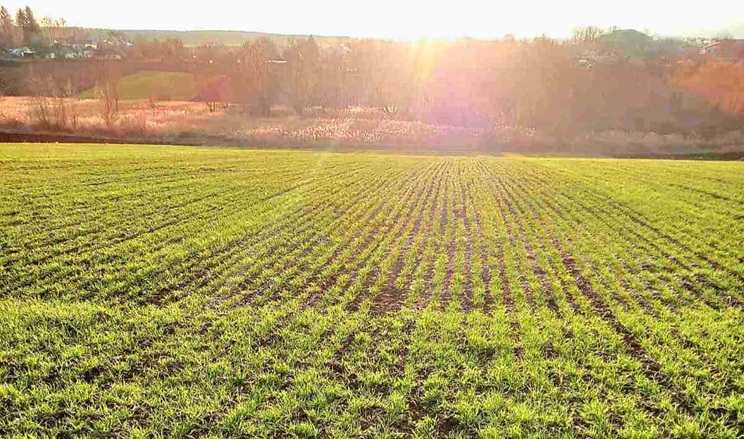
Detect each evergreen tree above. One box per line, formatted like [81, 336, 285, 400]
[0, 6, 15, 48]
[16, 5, 40, 46]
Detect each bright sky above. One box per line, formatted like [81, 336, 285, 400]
[2, 0, 743, 39]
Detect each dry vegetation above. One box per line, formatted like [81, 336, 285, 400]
[2, 27, 743, 156]
[1, 97, 742, 155]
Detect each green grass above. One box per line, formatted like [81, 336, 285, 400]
[78, 71, 199, 101]
[1, 143, 743, 438]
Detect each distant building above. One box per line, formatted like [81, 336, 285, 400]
[702, 40, 744, 61]
[8, 47, 35, 58]
[34, 43, 96, 60]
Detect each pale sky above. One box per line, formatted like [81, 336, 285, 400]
[2, 0, 743, 39]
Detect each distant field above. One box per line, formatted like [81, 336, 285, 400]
[78, 71, 198, 101]
[1, 144, 742, 438]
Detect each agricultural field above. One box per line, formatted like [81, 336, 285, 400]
[78, 71, 199, 101]
[0, 143, 743, 438]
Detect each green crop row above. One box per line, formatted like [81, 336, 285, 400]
[0, 144, 742, 438]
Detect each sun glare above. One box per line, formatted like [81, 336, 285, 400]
[1, 0, 743, 437]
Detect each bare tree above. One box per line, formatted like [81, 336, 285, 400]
[95, 62, 121, 128]
[284, 36, 321, 115]
[39, 16, 67, 45]
[347, 40, 416, 115]
[234, 38, 281, 116]
[315, 48, 351, 111]
[571, 26, 606, 45]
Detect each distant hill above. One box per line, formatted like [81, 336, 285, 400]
[598, 29, 655, 57]
[84, 29, 350, 47]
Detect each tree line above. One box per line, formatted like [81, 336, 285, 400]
[0, 4, 78, 48]
[188, 34, 741, 137]
[2, 4, 741, 138]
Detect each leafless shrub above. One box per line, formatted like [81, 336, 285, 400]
[120, 114, 148, 137]
[94, 62, 121, 129]
[97, 82, 118, 128]
[25, 75, 78, 130]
